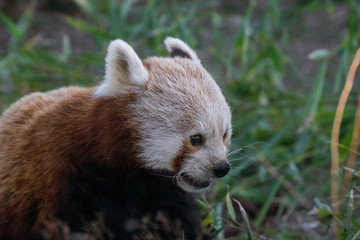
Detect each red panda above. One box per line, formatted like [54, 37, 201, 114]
[0, 37, 232, 239]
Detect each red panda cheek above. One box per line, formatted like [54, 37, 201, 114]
[171, 148, 188, 172]
[171, 140, 201, 171]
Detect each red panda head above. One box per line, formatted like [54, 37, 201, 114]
[94, 38, 232, 192]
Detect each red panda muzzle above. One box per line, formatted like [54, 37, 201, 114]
[213, 162, 230, 178]
[181, 174, 211, 189]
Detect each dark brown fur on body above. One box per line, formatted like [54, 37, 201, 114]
[0, 87, 209, 240]
[0, 87, 142, 238]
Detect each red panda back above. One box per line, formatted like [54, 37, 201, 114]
[0, 87, 142, 238]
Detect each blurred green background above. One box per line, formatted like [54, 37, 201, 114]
[1, 0, 360, 239]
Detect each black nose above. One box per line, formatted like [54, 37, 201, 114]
[213, 162, 230, 178]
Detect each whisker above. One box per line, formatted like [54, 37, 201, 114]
[234, 141, 266, 148]
[227, 142, 266, 157]
[227, 148, 242, 157]
[229, 155, 252, 161]
[175, 169, 187, 186]
[149, 173, 175, 179]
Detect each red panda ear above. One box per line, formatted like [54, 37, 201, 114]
[164, 37, 201, 64]
[94, 39, 148, 97]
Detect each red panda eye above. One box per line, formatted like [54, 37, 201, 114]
[190, 134, 203, 146]
[223, 131, 228, 141]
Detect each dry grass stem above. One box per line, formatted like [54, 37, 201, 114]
[341, 93, 360, 197]
[331, 48, 360, 239]
[259, 155, 312, 210]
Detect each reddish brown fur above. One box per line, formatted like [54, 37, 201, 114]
[0, 87, 142, 238]
[171, 139, 201, 171]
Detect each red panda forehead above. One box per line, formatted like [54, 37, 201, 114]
[143, 57, 208, 82]
[143, 57, 220, 99]
[140, 56, 230, 128]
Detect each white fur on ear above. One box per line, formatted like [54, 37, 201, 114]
[164, 37, 200, 63]
[94, 39, 148, 97]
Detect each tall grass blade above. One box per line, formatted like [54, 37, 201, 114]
[341, 89, 360, 197]
[225, 192, 236, 221]
[346, 188, 354, 237]
[0, 10, 33, 52]
[350, 229, 360, 240]
[306, 62, 327, 118]
[331, 48, 360, 239]
[254, 181, 281, 227]
[333, 48, 349, 92]
[233, 198, 254, 240]
[0, 11, 22, 39]
[119, 0, 134, 22]
[65, 16, 114, 40]
[238, 0, 257, 65]
[60, 35, 71, 62]
[259, 155, 312, 209]
[214, 203, 224, 239]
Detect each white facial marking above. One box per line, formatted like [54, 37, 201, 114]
[139, 133, 183, 170]
[96, 38, 231, 192]
[133, 56, 231, 192]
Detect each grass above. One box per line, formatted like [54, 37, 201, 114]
[1, 0, 360, 239]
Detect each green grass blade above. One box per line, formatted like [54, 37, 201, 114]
[0, 10, 33, 52]
[346, 188, 354, 238]
[214, 202, 224, 239]
[351, 229, 360, 240]
[226, 192, 236, 221]
[0, 11, 22, 39]
[119, 0, 134, 22]
[254, 181, 281, 227]
[233, 198, 254, 240]
[238, 0, 256, 65]
[306, 62, 328, 118]
[334, 48, 349, 92]
[65, 16, 114, 40]
[10, 9, 33, 51]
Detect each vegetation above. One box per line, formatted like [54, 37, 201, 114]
[1, 0, 360, 239]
